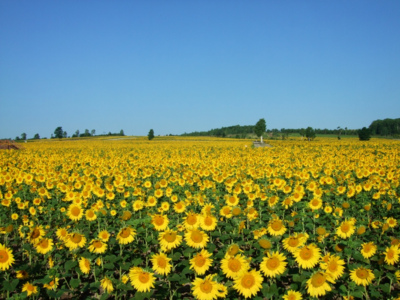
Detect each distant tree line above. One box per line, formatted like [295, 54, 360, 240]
[11, 127, 125, 140]
[181, 125, 359, 138]
[369, 118, 400, 136]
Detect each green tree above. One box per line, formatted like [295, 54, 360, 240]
[254, 118, 266, 143]
[33, 133, 40, 139]
[148, 129, 154, 140]
[120, 129, 125, 136]
[54, 126, 63, 139]
[91, 129, 96, 136]
[305, 127, 316, 141]
[358, 127, 371, 141]
[21, 133, 27, 140]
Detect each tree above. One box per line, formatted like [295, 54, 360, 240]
[21, 133, 27, 140]
[148, 129, 154, 140]
[120, 129, 125, 136]
[305, 127, 316, 141]
[91, 129, 96, 136]
[254, 118, 266, 143]
[54, 127, 63, 139]
[75, 130, 80, 137]
[358, 127, 371, 141]
[33, 133, 40, 139]
[63, 131, 67, 138]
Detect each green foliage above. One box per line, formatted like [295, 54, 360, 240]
[358, 127, 371, 141]
[254, 118, 266, 138]
[33, 133, 40, 139]
[148, 129, 154, 140]
[54, 126, 63, 139]
[369, 118, 400, 136]
[305, 127, 316, 140]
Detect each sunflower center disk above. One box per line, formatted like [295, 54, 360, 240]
[71, 234, 82, 243]
[191, 231, 203, 243]
[200, 280, 213, 293]
[71, 207, 81, 216]
[0, 251, 9, 263]
[120, 228, 131, 238]
[241, 274, 255, 289]
[157, 258, 167, 268]
[195, 256, 206, 267]
[93, 241, 103, 248]
[271, 221, 282, 231]
[164, 233, 176, 243]
[311, 274, 326, 287]
[341, 223, 350, 233]
[139, 272, 150, 283]
[356, 269, 368, 279]
[300, 248, 312, 260]
[267, 258, 279, 270]
[228, 259, 241, 272]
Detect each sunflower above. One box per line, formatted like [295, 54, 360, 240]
[226, 194, 239, 206]
[98, 230, 111, 242]
[185, 229, 209, 249]
[184, 212, 200, 229]
[383, 245, 400, 265]
[283, 233, 307, 254]
[129, 267, 155, 292]
[100, 276, 114, 293]
[65, 232, 87, 250]
[116, 227, 136, 245]
[88, 239, 107, 254]
[85, 209, 97, 221]
[350, 267, 375, 286]
[56, 227, 69, 241]
[151, 252, 172, 276]
[336, 220, 355, 239]
[220, 206, 232, 218]
[16, 270, 29, 279]
[192, 274, 227, 300]
[35, 238, 53, 254]
[22, 282, 38, 296]
[0, 243, 15, 271]
[233, 269, 263, 299]
[27, 225, 45, 244]
[309, 198, 323, 210]
[79, 257, 91, 274]
[158, 229, 182, 251]
[282, 290, 303, 300]
[260, 251, 287, 278]
[200, 214, 218, 231]
[360, 242, 377, 259]
[386, 217, 397, 228]
[190, 249, 213, 275]
[221, 254, 249, 279]
[43, 277, 59, 291]
[320, 255, 345, 281]
[173, 201, 186, 213]
[306, 271, 332, 297]
[267, 219, 287, 236]
[151, 214, 169, 231]
[133, 200, 144, 211]
[294, 244, 321, 269]
[67, 204, 84, 221]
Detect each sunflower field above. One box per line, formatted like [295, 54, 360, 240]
[0, 137, 399, 299]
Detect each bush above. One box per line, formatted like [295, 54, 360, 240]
[358, 127, 371, 141]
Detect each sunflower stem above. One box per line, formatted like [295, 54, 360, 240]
[364, 286, 370, 300]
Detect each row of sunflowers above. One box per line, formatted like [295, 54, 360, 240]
[0, 137, 399, 299]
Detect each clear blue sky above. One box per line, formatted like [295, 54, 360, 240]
[1, 1, 399, 138]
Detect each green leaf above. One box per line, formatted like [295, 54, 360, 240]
[351, 291, 364, 298]
[134, 291, 154, 300]
[380, 283, 391, 294]
[183, 248, 195, 257]
[339, 285, 347, 293]
[70, 278, 81, 289]
[132, 258, 144, 266]
[104, 262, 115, 270]
[172, 251, 182, 261]
[169, 274, 181, 281]
[65, 260, 78, 272]
[104, 255, 118, 263]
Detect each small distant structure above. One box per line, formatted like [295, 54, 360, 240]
[0, 140, 23, 150]
[253, 141, 272, 148]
